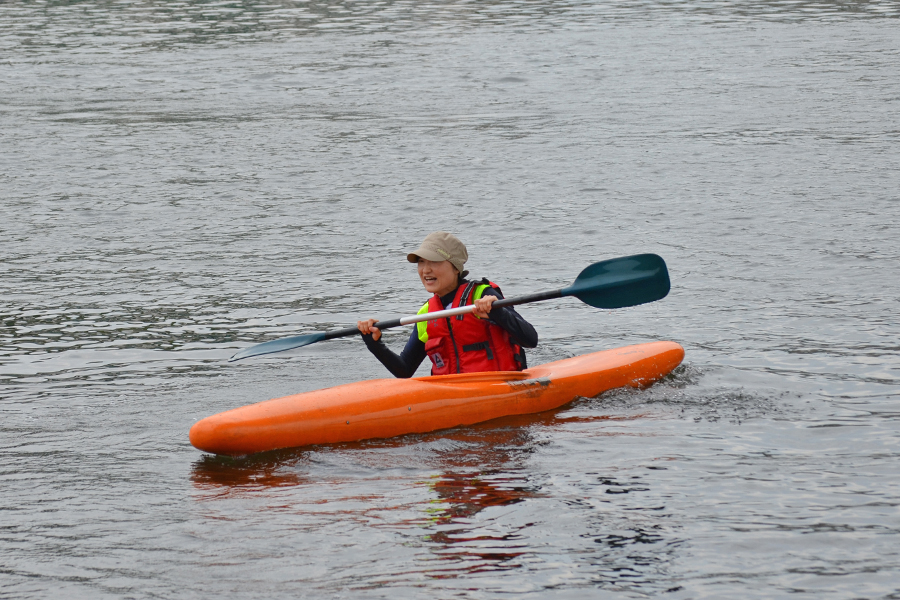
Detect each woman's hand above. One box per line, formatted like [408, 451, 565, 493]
[473, 295, 497, 319]
[357, 319, 382, 341]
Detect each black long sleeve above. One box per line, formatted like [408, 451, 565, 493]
[477, 287, 538, 348]
[362, 329, 426, 379]
[362, 281, 538, 378]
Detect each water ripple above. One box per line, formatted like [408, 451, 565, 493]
[2, 0, 900, 597]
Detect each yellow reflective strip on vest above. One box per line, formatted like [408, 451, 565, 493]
[416, 302, 429, 343]
[471, 284, 492, 318]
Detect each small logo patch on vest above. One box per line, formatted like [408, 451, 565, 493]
[431, 353, 445, 368]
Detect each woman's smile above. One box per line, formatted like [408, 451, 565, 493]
[418, 258, 459, 297]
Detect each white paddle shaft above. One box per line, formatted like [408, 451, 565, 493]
[397, 304, 477, 326]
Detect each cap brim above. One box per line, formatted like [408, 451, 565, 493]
[407, 247, 448, 263]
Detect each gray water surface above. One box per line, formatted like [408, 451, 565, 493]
[2, 0, 900, 598]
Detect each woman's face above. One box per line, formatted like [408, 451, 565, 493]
[418, 258, 459, 297]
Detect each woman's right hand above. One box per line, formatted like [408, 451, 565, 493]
[357, 319, 382, 341]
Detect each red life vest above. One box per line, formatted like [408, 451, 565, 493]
[417, 279, 525, 375]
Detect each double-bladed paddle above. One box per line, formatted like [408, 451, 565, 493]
[229, 253, 670, 362]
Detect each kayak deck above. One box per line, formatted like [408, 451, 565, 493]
[190, 341, 684, 456]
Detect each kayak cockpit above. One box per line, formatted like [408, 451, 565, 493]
[415, 371, 530, 384]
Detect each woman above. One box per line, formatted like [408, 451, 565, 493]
[358, 231, 538, 377]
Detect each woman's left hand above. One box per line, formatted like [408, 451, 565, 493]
[473, 295, 497, 319]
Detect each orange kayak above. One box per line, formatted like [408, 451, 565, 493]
[190, 341, 684, 456]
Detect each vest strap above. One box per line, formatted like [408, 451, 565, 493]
[513, 351, 527, 369]
[456, 280, 478, 320]
[462, 340, 494, 360]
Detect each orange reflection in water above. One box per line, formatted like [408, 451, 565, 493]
[188, 405, 649, 576]
[190, 449, 312, 493]
[406, 411, 647, 577]
[189, 402, 644, 490]
[401, 423, 539, 576]
[417, 469, 536, 576]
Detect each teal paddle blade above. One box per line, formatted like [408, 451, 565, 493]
[229, 332, 327, 362]
[561, 254, 670, 309]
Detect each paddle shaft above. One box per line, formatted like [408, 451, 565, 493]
[228, 254, 669, 361]
[320, 288, 564, 341]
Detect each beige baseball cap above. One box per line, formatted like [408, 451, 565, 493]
[407, 231, 469, 275]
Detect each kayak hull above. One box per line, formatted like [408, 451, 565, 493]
[190, 341, 684, 456]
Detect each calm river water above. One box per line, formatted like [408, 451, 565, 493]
[2, 0, 899, 597]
